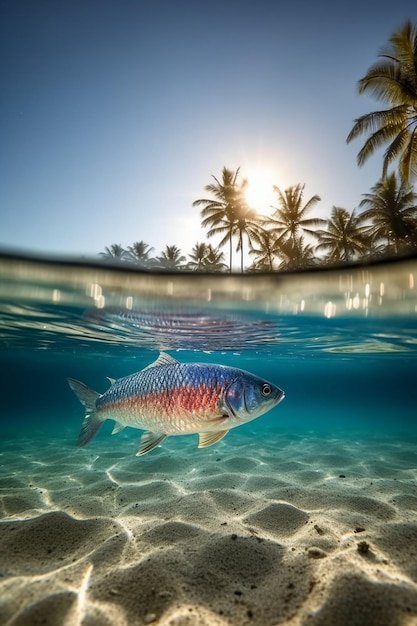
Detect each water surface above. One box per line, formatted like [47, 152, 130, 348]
[1, 251, 416, 626]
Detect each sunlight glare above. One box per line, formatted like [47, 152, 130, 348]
[244, 168, 277, 214]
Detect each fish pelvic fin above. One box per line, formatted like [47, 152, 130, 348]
[67, 378, 103, 447]
[111, 422, 126, 435]
[136, 431, 167, 456]
[198, 430, 229, 448]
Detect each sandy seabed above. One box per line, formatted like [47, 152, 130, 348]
[0, 429, 417, 626]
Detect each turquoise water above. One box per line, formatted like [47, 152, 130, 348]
[1, 252, 416, 441]
[1, 252, 417, 626]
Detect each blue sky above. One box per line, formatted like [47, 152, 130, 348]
[1, 0, 416, 262]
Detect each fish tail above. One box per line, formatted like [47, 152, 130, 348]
[67, 378, 103, 447]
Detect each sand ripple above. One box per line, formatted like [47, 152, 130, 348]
[1, 432, 417, 625]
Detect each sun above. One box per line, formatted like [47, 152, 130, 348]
[244, 168, 277, 214]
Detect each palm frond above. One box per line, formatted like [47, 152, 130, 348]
[347, 20, 417, 184]
[347, 106, 408, 143]
[382, 127, 412, 177]
[355, 119, 406, 167]
[398, 125, 417, 181]
[358, 61, 416, 104]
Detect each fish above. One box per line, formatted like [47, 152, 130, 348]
[68, 352, 285, 456]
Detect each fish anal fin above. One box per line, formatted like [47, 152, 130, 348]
[198, 430, 229, 448]
[136, 431, 167, 456]
[142, 352, 179, 371]
[111, 422, 125, 435]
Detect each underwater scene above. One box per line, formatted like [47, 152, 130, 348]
[1, 251, 417, 626]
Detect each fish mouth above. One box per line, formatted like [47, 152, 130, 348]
[277, 390, 285, 404]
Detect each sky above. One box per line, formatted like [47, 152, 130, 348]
[1, 0, 416, 265]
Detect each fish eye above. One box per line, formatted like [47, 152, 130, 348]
[261, 383, 272, 396]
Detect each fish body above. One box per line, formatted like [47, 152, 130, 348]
[68, 352, 285, 456]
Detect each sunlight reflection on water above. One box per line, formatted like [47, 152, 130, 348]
[0, 251, 417, 354]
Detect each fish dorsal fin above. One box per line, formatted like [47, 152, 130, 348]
[142, 352, 179, 371]
[136, 431, 167, 456]
[198, 430, 229, 448]
[107, 377, 117, 385]
[111, 422, 125, 435]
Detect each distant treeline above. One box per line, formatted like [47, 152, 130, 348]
[102, 171, 417, 272]
[102, 20, 417, 272]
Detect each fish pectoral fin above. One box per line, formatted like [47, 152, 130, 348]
[111, 422, 125, 435]
[198, 430, 229, 448]
[136, 431, 167, 456]
[142, 352, 179, 371]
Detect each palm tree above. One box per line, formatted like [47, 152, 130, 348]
[100, 244, 126, 260]
[127, 241, 155, 266]
[192, 166, 243, 272]
[248, 227, 279, 271]
[359, 172, 417, 255]
[315, 207, 370, 263]
[346, 20, 417, 184]
[232, 189, 264, 272]
[187, 242, 209, 271]
[268, 184, 325, 246]
[186, 242, 228, 271]
[276, 236, 317, 271]
[155, 245, 186, 270]
[203, 244, 228, 271]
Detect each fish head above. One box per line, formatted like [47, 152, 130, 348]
[223, 372, 285, 423]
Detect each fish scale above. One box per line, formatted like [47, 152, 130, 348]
[99, 363, 232, 430]
[68, 352, 285, 456]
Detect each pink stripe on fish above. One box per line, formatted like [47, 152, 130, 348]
[102, 381, 227, 416]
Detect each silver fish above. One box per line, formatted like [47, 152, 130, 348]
[68, 352, 285, 456]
